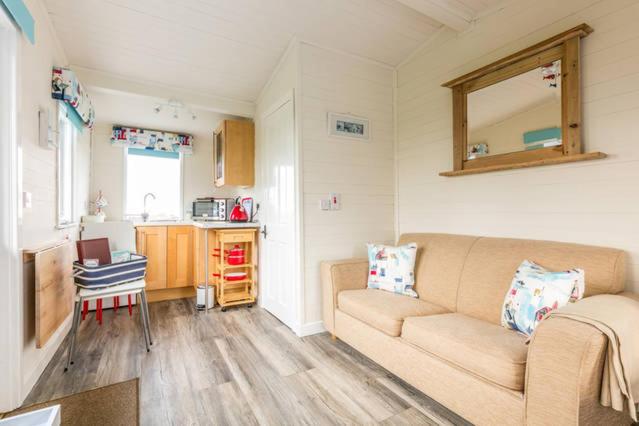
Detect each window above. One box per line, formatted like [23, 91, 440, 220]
[124, 149, 182, 220]
[57, 105, 77, 227]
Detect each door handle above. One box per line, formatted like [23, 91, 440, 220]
[260, 225, 267, 239]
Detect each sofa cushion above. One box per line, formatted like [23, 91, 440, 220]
[337, 289, 448, 336]
[456, 237, 626, 325]
[401, 313, 528, 391]
[397, 233, 478, 312]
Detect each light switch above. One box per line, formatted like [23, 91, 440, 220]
[22, 191, 32, 209]
[319, 199, 331, 211]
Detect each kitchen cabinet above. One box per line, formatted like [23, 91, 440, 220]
[167, 226, 194, 288]
[136, 224, 258, 304]
[214, 119, 255, 187]
[136, 226, 167, 291]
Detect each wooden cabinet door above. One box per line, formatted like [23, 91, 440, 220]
[167, 226, 194, 288]
[213, 120, 254, 187]
[225, 120, 255, 187]
[136, 226, 167, 290]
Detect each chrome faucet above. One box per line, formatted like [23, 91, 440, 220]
[141, 193, 156, 222]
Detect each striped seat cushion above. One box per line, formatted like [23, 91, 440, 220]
[74, 254, 147, 288]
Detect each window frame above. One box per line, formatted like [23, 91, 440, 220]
[56, 104, 77, 228]
[122, 148, 184, 221]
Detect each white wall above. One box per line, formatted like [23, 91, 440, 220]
[89, 90, 244, 220]
[396, 0, 639, 293]
[300, 43, 395, 324]
[18, 0, 91, 401]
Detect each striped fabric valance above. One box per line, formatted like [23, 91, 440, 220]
[51, 67, 95, 129]
[111, 125, 193, 155]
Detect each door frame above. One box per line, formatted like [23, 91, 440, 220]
[258, 90, 305, 335]
[0, 7, 23, 411]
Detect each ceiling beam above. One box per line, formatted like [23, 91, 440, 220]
[395, 0, 474, 32]
[73, 66, 256, 118]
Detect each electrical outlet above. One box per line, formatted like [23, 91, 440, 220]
[329, 193, 341, 210]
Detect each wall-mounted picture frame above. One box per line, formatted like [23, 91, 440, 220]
[327, 112, 370, 141]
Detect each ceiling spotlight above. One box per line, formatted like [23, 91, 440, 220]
[154, 105, 162, 113]
[191, 113, 197, 120]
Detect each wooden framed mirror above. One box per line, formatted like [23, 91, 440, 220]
[439, 24, 606, 177]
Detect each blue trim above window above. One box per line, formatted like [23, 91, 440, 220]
[1, 0, 34, 44]
[127, 147, 179, 160]
[59, 102, 84, 133]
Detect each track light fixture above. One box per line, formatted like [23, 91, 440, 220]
[153, 98, 197, 120]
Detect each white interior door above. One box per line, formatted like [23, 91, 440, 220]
[260, 97, 297, 330]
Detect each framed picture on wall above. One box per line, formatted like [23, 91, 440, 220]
[327, 112, 370, 141]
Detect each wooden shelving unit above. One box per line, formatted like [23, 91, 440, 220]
[214, 229, 257, 311]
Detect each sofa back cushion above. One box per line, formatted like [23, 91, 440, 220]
[398, 233, 478, 311]
[456, 237, 626, 324]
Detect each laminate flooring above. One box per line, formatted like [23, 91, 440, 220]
[25, 299, 471, 425]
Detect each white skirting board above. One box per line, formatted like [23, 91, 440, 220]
[297, 321, 326, 337]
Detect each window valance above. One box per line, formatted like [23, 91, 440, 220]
[51, 67, 95, 129]
[110, 126, 193, 155]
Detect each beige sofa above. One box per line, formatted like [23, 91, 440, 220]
[321, 233, 633, 425]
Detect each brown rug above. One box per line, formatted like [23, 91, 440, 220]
[4, 378, 139, 425]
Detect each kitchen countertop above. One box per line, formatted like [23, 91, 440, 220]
[134, 220, 260, 229]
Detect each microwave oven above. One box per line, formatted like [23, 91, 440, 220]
[192, 198, 234, 221]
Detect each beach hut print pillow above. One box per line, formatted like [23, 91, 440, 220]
[501, 260, 585, 336]
[367, 243, 418, 298]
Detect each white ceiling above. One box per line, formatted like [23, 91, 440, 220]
[44, 0, 503, 104]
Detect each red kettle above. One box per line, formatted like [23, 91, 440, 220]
[229, 198, 249, 222]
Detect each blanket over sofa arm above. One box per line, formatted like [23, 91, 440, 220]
[526, 293, 639, 425]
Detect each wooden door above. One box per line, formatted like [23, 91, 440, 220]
[136, 226, 167, 290]
[167, 226, 193, 288]
[260, 98, 298, 329]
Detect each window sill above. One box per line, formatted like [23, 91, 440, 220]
[56, 222, 79, 230]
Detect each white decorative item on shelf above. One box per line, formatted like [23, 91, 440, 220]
[89, 190, 108, 222]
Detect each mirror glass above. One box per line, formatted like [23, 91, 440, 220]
[466, 60, 562, 159]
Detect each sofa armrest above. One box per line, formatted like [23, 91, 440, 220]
[525, 317, 632, 425]
[321, 259, 368, 334]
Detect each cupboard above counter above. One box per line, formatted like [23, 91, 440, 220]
[214, 119, 255, 187]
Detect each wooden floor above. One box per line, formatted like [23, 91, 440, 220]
[26, 299, 470, 425]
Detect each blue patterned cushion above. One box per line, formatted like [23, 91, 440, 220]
[367, 243, 418, 298]
[501, 260, 585, 336]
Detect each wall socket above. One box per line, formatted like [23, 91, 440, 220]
[329, 193, 341, 210]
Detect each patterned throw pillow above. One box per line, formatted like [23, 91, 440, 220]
[501, 260, 585, 336]
[367, 243, 418, 298]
